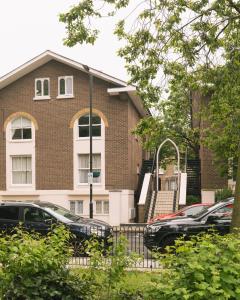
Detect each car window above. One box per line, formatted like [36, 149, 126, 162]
[0, 206, 19, 220]
[211, 204, 233, 217]
[24, 207, 54, 223]
[185, 206, 205, 216]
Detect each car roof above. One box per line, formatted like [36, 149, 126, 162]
[0, 201, 55, 208]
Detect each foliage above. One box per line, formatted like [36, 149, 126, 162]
[147, 231, 240, 300]
[0, 226, 86, 300]
[80, 236, 141, 299]
[59, 0, 240, 228]
[215, 188, 233, 202]
[186, 195, 201, 205]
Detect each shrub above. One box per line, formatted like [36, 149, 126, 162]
[186, 195, 201, 205]
[0, 226, 88, 300]
[147, 232, 240, 299]
[215, 188, 233, 202]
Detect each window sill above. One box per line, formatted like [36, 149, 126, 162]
[56, 95, 74, 99]
[33, 96, 51, 101]
[10, 139, 33, 143]
[77, 137, 102, 141]
[77, 183, 102, 186]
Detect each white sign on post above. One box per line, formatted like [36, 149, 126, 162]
[88, 172, 93, 184]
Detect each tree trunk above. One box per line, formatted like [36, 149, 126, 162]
[230, 145, 240, 231]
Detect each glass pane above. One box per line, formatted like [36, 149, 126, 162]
[12, 157, 22, 171]
[59, 78, 65, 95]
[79, 170, 88, 183]
[93, 154, 101, 168]
[92, 125, 101, 137]
[70, 201, 75, 213]
[12, 171, 23, 184]
[66, 77, 72, 95]
[79, 126, 89, 137]
[0, 207, 19, 220]
[77, 201, 83, 214]
[93, 170, 101, 183]
[103, 201, 109, 214]
[78, 115, 89, 125]
[92, 115, 101, 125]
[24, 208, 43, 222]
[22, 117, 31, 127]
[36, 80, 42, 96]
[96, 201, 102, 214]
[11, 117, 21, 128]
[23, 128, 32, 139]
[12, 128, 22, 139]
[26, 171, 32, 184]
[43, 79, 49, 96]
[79, 154, 89, 168]
[26, 157, 32, 171]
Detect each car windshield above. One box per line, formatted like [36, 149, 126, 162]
[40, 204, 81, 223]
[191, 201, 232, 219]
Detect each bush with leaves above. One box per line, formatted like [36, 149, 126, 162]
[146, 231, 240, 300]
[0, 226, 89, 300]
[215, 188, 233, 202]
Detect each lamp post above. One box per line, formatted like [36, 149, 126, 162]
[83, 64, 93, 218]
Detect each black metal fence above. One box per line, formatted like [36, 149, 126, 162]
[69, 224, 160, 269]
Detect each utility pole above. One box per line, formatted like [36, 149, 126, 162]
[83, 64, 93, 218]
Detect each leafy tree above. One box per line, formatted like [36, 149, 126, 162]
[60, 0, 240, 228]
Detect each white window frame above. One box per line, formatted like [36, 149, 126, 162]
[78, 114, 102, 140]
[57, 76, 74, 98]
[11, 117, 32, 142]
[95, 200, 109, 215]
[69, 200, 84, 215]
[11, 155, 32, 186]
[33, 78, 50, 100]
[78, 154, 101, 185]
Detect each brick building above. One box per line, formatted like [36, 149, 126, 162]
[192, 91, 228, 202]
[0, 51, 149, 225]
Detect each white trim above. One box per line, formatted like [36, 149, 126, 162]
[58, 75, 74, 98]
[34, 78, 50, 98]
[56, 95, 74, 99]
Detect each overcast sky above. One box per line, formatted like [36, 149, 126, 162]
[0, 0, 128, 81]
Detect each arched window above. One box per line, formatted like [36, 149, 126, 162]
[78, 114, 101, 138]
[11, 117, 32, 140]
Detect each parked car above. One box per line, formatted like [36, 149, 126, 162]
[144, 198, 233, 251]
[148, 203, 211, 224]
[0, 201, 112, 251]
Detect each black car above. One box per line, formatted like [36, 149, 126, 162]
[0, 201, 112, 251]
[144, 198, 233, 251]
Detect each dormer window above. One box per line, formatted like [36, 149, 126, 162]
[57, 76, 73, 98]
[34, 78, 50, 100]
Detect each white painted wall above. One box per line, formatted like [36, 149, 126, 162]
[179, 173, 187, 205]
[201, 190, 215, 203]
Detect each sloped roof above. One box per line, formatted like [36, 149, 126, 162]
[0, 50, 149, 116]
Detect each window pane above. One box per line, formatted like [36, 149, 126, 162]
[66, 77, 73, 95]
[103, 201, 109, 214]
[77, 201, 83, 214]
[23, 128, 32, 139]
[36, 80, 42, 96]
[22, 117, 31, 127]
[12, 157, 22, 171]
[92, 125, 101, 137]
[78, 115, 89, 125]
[79, 154, 89, 168]
[43, 79, 49, 96]
[92, 115, 101, 125]
[79, 126, 89, 137]
[0, 207, 19, 220]
[70, 201, 75, 213]
[93, 154, 101, 168]
[24, 207, 44, 223]
[60, 78, 65, 95]
[96, 201, 102, 214]
[26, 157, 32, 171]
[79, 170, 88, 183]
[12, 128, 22, 139]
[11, 117, 21, 128]
[26, 171, 32, 184]
[12, 171, 23, 184]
